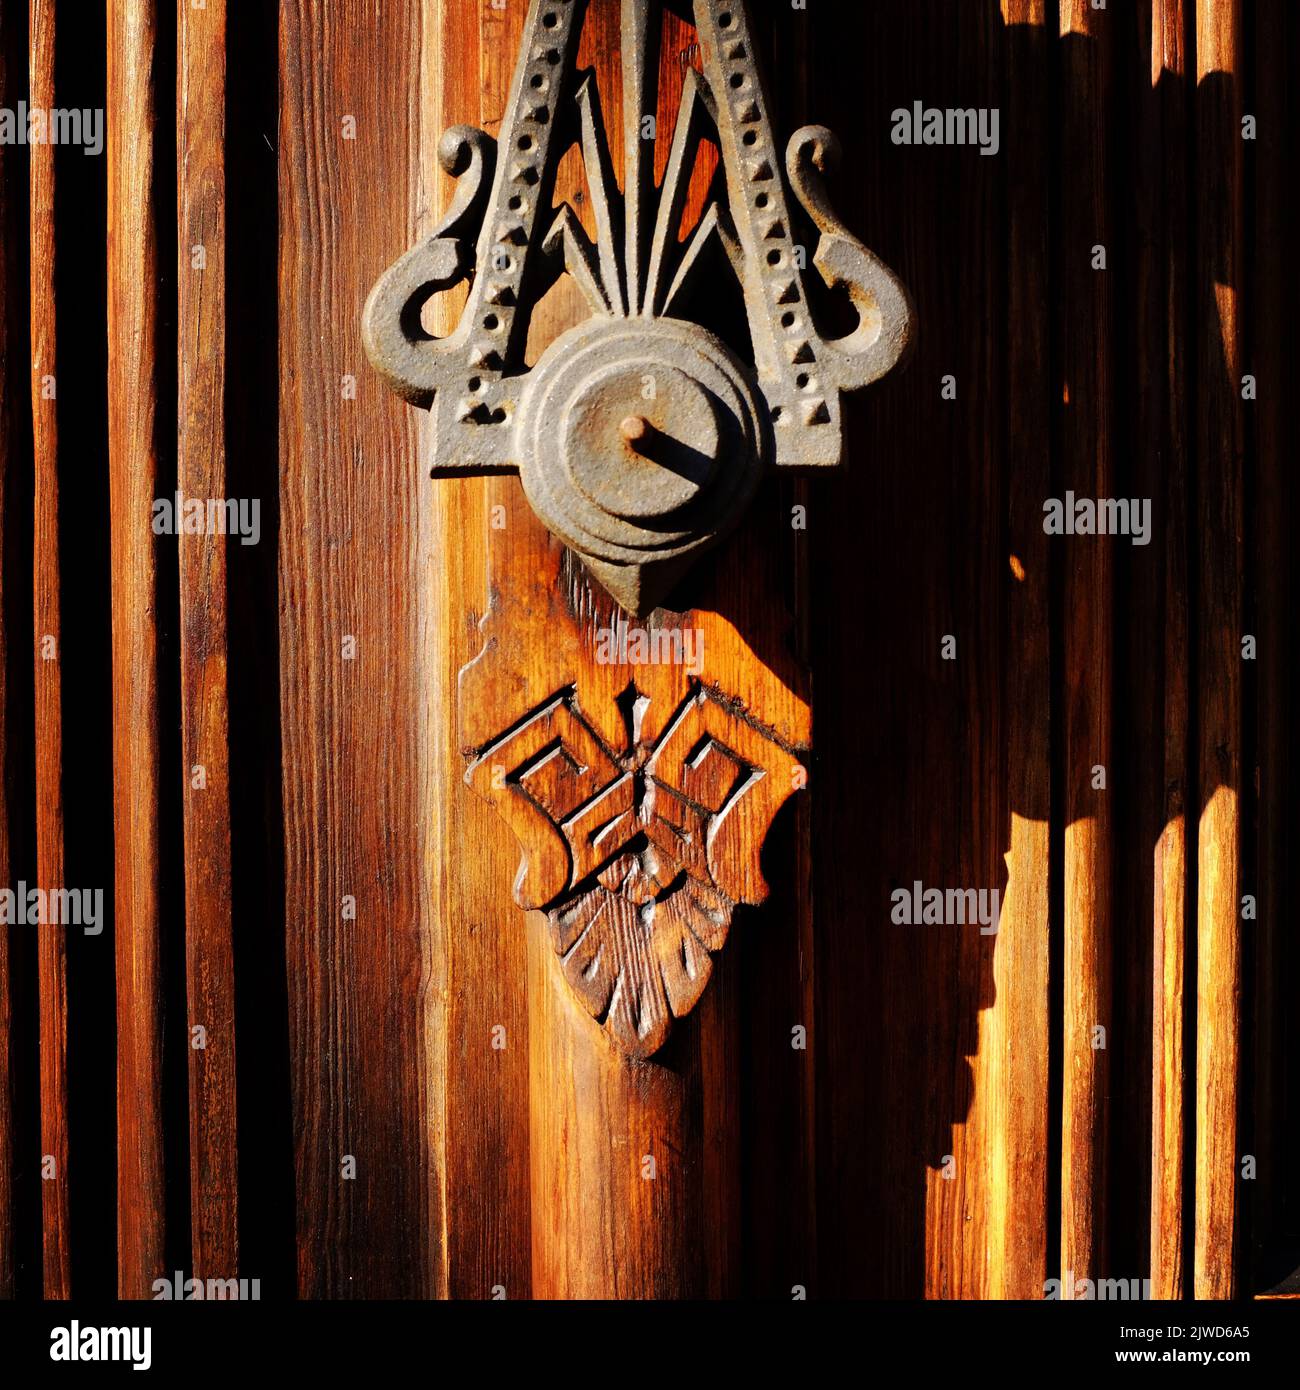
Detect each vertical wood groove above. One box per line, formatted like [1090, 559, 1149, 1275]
[0, 0, 25, 1305]
[1058, 0, 1114, 1294]
[1192, 0, 1243, 1302]
[424, 0, 532, 1300]
[108, 0, 167, 1298]
[991, 0, 1052, 1301]
[178, 0, 238, 1281]
[29, 0, 70, 1301]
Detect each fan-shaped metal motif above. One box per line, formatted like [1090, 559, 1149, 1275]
[364, 0, 914, 614]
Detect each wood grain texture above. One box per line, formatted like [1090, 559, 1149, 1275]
[29, 0, 70, 1301]
[717, 10, 818, 1295]
[421, 0, 533, 1300]
[934, 0, 1009, 1300]
[107, 0, 168, 1299]
[1058, 0, 1114, 1295]
[462, 513, 809, 1296]
[279, 0, 434, 1298]
[0, 0, 1274, 1302]
[1192, 0, 1243, 1302]
[295, 0, 1269, 1303]
[809, 0, 1033, 1299]
[0, 0, 20, 1304]
[178, 0, 238, 1281]
[897, 0, 1003, 1299]
[430, 0, 814, 1296]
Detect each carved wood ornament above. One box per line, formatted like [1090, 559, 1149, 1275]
[365, 0, 913, 1057]
[461, 611, 809, 1059]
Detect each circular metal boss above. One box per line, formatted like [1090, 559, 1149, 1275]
[566, 363, 721, 522]
[515, 318, 768, 570]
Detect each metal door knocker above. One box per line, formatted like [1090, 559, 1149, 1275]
[364, 0, 913, 614]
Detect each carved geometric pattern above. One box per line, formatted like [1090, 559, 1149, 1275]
[466, 681, 804, 1058]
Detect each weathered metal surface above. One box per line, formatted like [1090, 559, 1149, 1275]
[363, 0, 914, 614]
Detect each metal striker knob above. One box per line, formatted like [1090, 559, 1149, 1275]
[620, 415, 655, 451]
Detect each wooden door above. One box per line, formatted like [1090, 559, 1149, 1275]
[0, 0, 1294, 1305]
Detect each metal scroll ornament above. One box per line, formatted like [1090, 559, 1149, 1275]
[363, 0, 914, 616]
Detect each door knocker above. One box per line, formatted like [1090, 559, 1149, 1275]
[364, 0, 913, 615]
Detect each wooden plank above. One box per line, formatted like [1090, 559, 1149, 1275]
[907, 0, 1009, 1301]
[1141, 0, 1190, 1303]
[987, 0, 1052, 1301]
[0, 0, 21, 1304]
[29, 0, 70, 1301]
[178, 0, 238, 1281]
[1058, 0, 1114, 1295]
[476, 528, 808, 1296]
[740, 4, 816, 1297]
[107, 0, 168, 1298]
[422, 0, 532, 1300]
[944, 0, 1011, 1301]
[279, 0, 434, 1297]
[1104, 0, 1165, 1286]
[439, 0, 812, 1297]
[221, 0, 295, 1295]
[808, 0, 912, 1299]
[809, 0, 980, 1297]
[526, 912, 715, 1298]
[1192, 0, 1243, 1301]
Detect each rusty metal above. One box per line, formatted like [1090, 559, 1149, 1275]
[364, 0, 914, 615]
